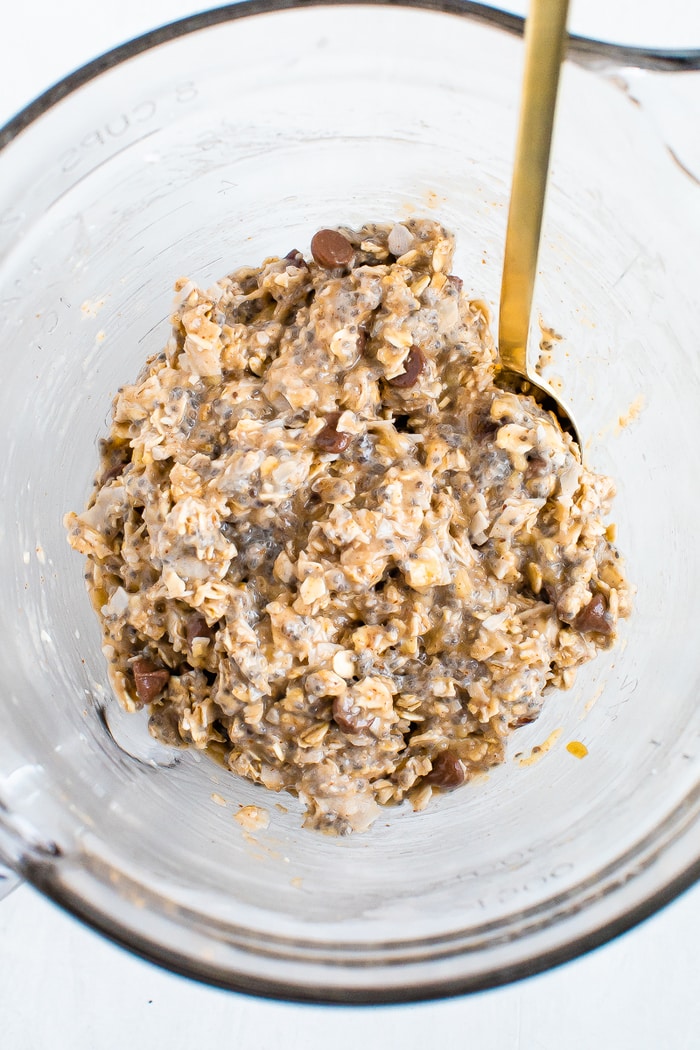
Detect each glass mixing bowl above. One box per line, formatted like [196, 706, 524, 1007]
[1, 0, 700, 1004]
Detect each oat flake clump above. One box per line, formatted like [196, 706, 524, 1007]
[65, 219, 630, 835]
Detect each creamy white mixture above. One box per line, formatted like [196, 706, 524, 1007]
[66, 220, 630, 834]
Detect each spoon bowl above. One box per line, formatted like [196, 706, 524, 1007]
[496, 364, 582, 449]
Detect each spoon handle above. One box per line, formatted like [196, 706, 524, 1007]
[499, 0, 570, 374]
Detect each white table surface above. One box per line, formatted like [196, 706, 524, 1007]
[2, 2, 700, 1047]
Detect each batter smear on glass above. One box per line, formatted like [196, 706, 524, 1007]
[65, 219, 630, 834]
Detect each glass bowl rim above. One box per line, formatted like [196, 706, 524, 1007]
[2, 0, 700, 150]
[2, 0, 700, 1005]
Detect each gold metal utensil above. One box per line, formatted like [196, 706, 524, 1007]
[498, 0, 581, 449]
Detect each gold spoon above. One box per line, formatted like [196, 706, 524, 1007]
[498, 0, 581, 449]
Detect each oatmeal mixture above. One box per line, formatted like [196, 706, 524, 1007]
[65, 219, 630, 834]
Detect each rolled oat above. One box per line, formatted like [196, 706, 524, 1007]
[65, 219, 630, 835]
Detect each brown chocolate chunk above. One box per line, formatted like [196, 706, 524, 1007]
[332, 693, 373, 735]
[186, 613, 215, 648]
[315, 412, 351, 453]
[310, 229, 354, 269]
[446, 274, 463, 292]
[426, 750, 466, 790]
[387, 346, 425, 388]
[132, 657, 170, 704]
[284, 249, 308, 270]
[573, 593, 613, 636]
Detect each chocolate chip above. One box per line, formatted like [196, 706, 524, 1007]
[315, 412, 351, 453]
[332, 693, 372, 735]
[425, 750, 466, 789]
[186, 613, 215, 648]
[357, 325, 369, 355]
[573, 593, 613, 636]
[132, 657, 170, 704]
[513, 714, 537, 728]
[284, 249, 308, 270]
[310, 229, 354, 269]
[446, 274, 463, 292]
[387, 346, 425, 388]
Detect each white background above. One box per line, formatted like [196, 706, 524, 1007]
[2, 2, 700, 1047]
